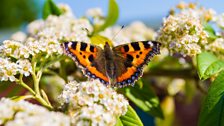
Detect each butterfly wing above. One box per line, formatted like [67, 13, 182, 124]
[62, 42, 109, 85]
[113, 41, 161, 87]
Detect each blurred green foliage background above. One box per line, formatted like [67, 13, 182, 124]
[0, 0, 39, 29]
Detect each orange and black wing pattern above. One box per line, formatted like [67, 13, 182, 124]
[62, 42, 109, 85]
[113, 41, 161, 87]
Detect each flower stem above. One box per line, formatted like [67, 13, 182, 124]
[41, 89, 51, 105]
[17, 74, 35, 95]
[31, 59, 42, 96]
[32, 71, 40, 95]
[31, 56, 54, 109]
[28, 55, 66, 109]
[35, 94, 53, 109]
[31, 57, 41, 95]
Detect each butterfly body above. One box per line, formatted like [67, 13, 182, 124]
[62, 41, 161, 88]
[104, 43, 116, 81]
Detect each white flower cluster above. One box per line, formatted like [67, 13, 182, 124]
[58, 80, 129, 126]
[28, 16, 92, 43]
[166, 2, 224, 58]
[100, 21, 156, 46]
[24, 13, 92, 55]
[2, 29, 64, 58]
[0, 39, 63, 82]
[206, 38, 224, 57]
[1, 4, 93, 60]
[175, 2, 216, 22]
[1, 40, 31, 59]
[157, 7, 209, 56]
[27, 4, 93, 43]
[0, 4, 96, 82]
[0, 57, 32, 82]
[0, 98, 70, 126]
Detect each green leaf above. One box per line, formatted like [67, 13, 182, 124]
[197, 52, 224, 80]
[119, 105, 143, 126]
[42, 0, 62, 19]
[115, 118, 123, 126]
[137, 79, 143, 89]
[203, 23, 218, 40]
[120, 83, 164, 119]
[90, 35, 113, 46]
[198, 71, 224, 126]
[197, 52, 218, 79]
[93, 0, 119, 34]
[204, 60, 224, 78]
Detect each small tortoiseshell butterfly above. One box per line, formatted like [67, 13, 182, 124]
[62, 41, 161, 88]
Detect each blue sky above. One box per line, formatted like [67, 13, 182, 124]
[52, 0, 224, 28]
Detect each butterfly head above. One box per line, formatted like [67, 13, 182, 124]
[104, 42, 112, 51]
[104, 41, 110, 46]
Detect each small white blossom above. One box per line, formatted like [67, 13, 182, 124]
[0, 58, 19, 82]
[16, 59, 32, 77]
[0, 98, 71, 126]
[58, 80, 129, 126]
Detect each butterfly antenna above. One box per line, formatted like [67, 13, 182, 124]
[111, 25, 125, 41]
[82, 28, 90, 35]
